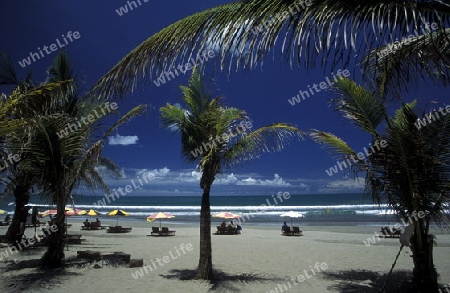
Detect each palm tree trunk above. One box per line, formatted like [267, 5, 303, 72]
[410, 219, 438, 291]
[41, 190, 66, 269]
[196, 183, 213, 280]
[6, 183, 30, 244]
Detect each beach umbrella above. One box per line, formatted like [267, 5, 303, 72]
[107, 209, 130, 226]
[0, 209, 6, 215]
[212, 212, 241, 219]
[41, 207, 86, 217]
[80, 209, 101, 217]
[146, 212, 175, 229]
[280, 211, 304, 227]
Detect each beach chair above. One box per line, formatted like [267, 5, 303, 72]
[149, 226, 160, 236]
[161, 227, 176, 236]
[106, 226, 132, 233]
[282, 226, 293, 236]
[292, 226, 303, 236]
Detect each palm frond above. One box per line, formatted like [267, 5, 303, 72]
[0, 53, 19, 85]
[363, 28, 450, 99]
[223, 123, 304, 165]
[102, 104, 146, 139]
[330, 78, 386, 137]
[308, 129, 368, 172]
[90, 0, 450, 100]
[46, 50, 76, 83]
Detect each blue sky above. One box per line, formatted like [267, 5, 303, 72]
[0, 1, 446, 196]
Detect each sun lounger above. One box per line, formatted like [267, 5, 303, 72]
[66, 234, 83, 244]
[292, 226, 303, 236]
[81, 221, 102, 230]
[215, 226, 238, 235]
[106, 226, 132, 233]
[147, 226, 175, 236]
[281, 226, 294, 236]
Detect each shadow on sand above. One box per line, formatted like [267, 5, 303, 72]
[1, 258, 82, 293]
[161, 268, 286, 292]
[321, 269, 434, 292]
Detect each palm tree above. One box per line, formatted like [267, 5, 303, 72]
[90, 0, 450, 101]
[160, 69, 304, 279]
[0, 53, 76, 243]
[309, 78, 450, 291]
[1, 51, 146, 266]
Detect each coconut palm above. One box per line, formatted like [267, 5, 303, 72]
[160, 69, 304, 279]
[90, 0, 450, 101]
[309, 78, 450, 291]
[0, 53, 76, 243]
[1, 51, 146, 266]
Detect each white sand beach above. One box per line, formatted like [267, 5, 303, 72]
[0, 222, 449, 293]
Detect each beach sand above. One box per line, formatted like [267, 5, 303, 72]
[0, 221, 449, 293]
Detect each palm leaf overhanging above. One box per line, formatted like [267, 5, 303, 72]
[90, 0, 450, 100]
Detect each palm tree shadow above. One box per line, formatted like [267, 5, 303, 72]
[161, 268, 285, 292]
[321, 269, 416, 292]
[2, 259, 82, 293]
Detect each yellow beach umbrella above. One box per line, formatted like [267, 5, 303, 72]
[147, 212, 175, 229]
[86, 209, 101, 217]
[107, 209, 130, 226]
[0, 209, 7, 215]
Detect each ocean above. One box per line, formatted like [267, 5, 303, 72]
[0, 193, 399, 227]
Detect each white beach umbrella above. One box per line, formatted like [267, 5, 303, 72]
[280, 211, 304, 226]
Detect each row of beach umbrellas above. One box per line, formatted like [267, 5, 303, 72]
[1, 208, 308, 227]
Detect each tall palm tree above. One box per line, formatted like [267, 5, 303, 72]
[90, 0, 450, 101]
[309, 78, 450, 291]
[160, 69, 304, 280]
[1, 51, 146, 266]
[0, 52, 76, 243]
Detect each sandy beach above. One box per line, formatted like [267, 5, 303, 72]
[0, 221, 449, 293]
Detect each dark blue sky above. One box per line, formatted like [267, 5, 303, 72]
[0, 1, 446, 196]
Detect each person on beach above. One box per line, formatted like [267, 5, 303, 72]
[282, 221, 289, 230]
[236, 224, 243, 234]
[220, 221, 226, 228]
[228, 221, 235, 229]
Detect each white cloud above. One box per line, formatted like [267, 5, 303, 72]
[318, 178, 365, 193]
[237, 173, 291, 187]
[108, 134, 139, 145]
[215, 173, 238, 184]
